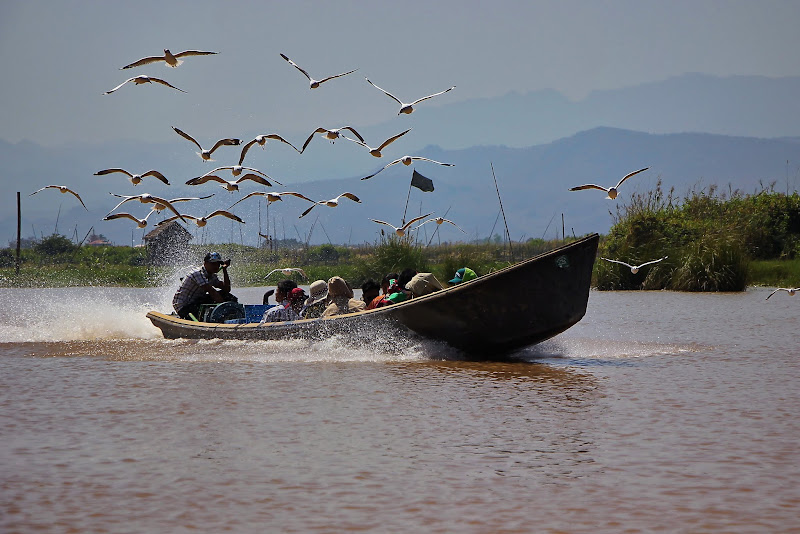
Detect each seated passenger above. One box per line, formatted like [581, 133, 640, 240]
[367, 272, 399, 310]
[359, 279, 381, 306]
[449, 267, 477, 285]
[322, 276, 366, 317]
[405, 272, 444, 298]
[286, 287, 307, 318]
[172, 252, 236, 320]
[260, 279, 298, 323]
[301, 279, 329, 319]
[380, 268, 417, 306]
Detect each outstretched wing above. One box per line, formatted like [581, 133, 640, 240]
[369, 218, 397, 230]
[440, 218, 466, 233]
[376, 128, 412, 151]
[601, 257, 634, 269]
[207, 210, 244, 223]
[340, 126, 364, 144]
[120, 55, 165, 70]
[569, 184, 609, 192]
[616, 167, 649, 189]
[401, 213, 433, 230]
[104, 212, 140, 223]
[145, 196, 188, 222]
[236, 173, 273, 187]
[172, 127, 202, 150]
[365, 78, 403, 105]
[148, 77, 186, 93]
[338, 192, 361, 203]
[228, 191, 265, 210]
[409, 86, 456, 106]
[765, 288, 787, 300]
[95, 168, 133, 177]
[208, 138, 241, 155]
[299, 204, 318, 219]
[186, 174, 228, 186]
[318, 69, 358, 84]
[280, 53, 312, 81]
[637, 256, 668, 268]
[361, 158, 402, 180]
[174, 50, 218, 59]
[142, 170, 170, 185]
[103, 78, 135, 95]
[411, 157, 453, 166]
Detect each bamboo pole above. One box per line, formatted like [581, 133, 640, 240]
[16, 192, 21, 275]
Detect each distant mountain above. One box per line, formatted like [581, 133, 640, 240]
[3, 127, 800, 248]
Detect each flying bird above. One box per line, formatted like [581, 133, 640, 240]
[110, 193, 215, 212]
[103, 75, 186, 95]
[569, 167, 650, 200]
[185, 173, 276, 192]
[106, 193, 187, 222]
[103, 210, 157, 229]
[765, 287, 800, 300]
[266, 267, 308, 280]
[365, 78, 455, 115]
[414, 216, 466, 233]
[361, 155, 454, 180]
[344, 128, 412, 158]
[369, 213, 432, 237]
[157, 210, 244, 227]
[194, 165, 272, 179]
[172, 126, 240, 161]
[30, 185, 88, 210]
[239, 134, 300, 165]
[601, 256, 668, 274]
[120, 49, 218, 69]
[228, 191, 313, 209]
[301, 126, 364, 153]
[94, 168, 170, 185]
[299, 193, 361, 218]
[279, 53, 357, 89]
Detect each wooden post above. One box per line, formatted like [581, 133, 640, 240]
[16, 192, 21, 275]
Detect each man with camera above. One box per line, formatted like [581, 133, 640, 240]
[173, 252, 237, 320]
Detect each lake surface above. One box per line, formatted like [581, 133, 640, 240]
[1, 285, 798, 533]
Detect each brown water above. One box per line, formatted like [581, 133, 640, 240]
[1, 286, 798, 533]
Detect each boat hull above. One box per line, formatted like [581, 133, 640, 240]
[147, 234, 599, 356]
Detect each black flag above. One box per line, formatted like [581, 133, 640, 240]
[410, 169, 435, 192]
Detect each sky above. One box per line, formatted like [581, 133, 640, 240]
[1, 0, 799, 149]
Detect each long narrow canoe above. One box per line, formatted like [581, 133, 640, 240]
[147, 234, 599, 356]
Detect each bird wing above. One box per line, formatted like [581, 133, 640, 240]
[104, 213, 140, 223]
[340, 126, 365, 143]
[601, 257, 634, 269]
[106, 194, 138, 214]
[95, 168, 132, 177]
[120, 55, 165, 69]
[361, 158, 401, 180]
[638, 256, 668, 268]
[365, 78, 403, 105]
[227, 191, 264, 209]
[441, 218, 466, 233]
[168, 194, 215, 204]
[401, 213, 433, 230]
[300, 129, 324, 153]
[615, 167, 649, 189]
[412, 157, 453, 166]
[149, 77, 186, 93]
[369, 219, 397, 230]
[208, 138, 241, 155]
[174, 50, 218, 59]
[318, 69, 358, 84]
[569, 184, 609, 192]
[186, 174, 227, 186]
[263, 134, 300, 152]
[342, 135, 369, 149]
[156, 214, 191, 226]
[376, 128, 412, 151]
[143, 170, 169, 185]
[172, 127, 202, 150]
[207, 210, 244, 223]
[280, 53, 312, 81]
[103, 78, 135, 94]
[238, 139, 260, 165]
[299, 204, 318, 219]
[765, 288, 785, 300]
[145, 196, 187, 222]
[236, 174, 272, 187]
[339, 192, 361, 203]
[280, 192, 315, 203]
[409, 86, 456, 106]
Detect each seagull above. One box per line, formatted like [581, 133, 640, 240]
[103, 210, 157, 229]
[239, 134, 300, 165]
[361, 155, 454, 180]
[343, 128, 412, 158]
[185, 173, 276, 192]
[299, 193, 361, 218]
[266, 267, 308, 280]
[414, 216, 466, 233]
[103, 75, 186, 95]
[569, 167, 650, 200]
[110, 193, 215, 212]
[172, 126, 240, 161]
[280, 53, 357, 89]
[30, 185, 88, 210]
[94, 168, 170, 185]
[120, 49, 218, 69]
[157, 210, 244, 227]
[106, 193, 187, 222]
[601, 256, 668, 274]
[301, 126, 365, 153]
[365, 78, 455, 115]
[194, 165, 272, 178]
[228, 191, 313, 210]
[369, 214, 432, 237]
[765, 287, 800, 300]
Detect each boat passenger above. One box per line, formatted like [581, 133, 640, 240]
[322, 276, 366, 317]
[405, 272, 444, 298]
[366, 272, 399, 310]
[301, 279, 329, 319]
[260, 279, 298, 323]
[359, 279, 381, 306]
[449, 267, 477, 285]
[379, 268, 417, 306]
[173, 252, 236, 320]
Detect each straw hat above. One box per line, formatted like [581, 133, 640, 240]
[305, 279, 328, 306]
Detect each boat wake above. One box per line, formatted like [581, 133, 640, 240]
[514, 336, 705, 363]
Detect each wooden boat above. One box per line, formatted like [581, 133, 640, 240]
[147, 233, 599, 356]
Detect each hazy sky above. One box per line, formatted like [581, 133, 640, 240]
[1, 0, 799, 148]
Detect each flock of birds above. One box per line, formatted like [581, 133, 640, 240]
[26, 48, 797, 300]
[30, 47, 468, 241]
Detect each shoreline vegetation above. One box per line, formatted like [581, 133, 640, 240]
[2, 185, 799, 291]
